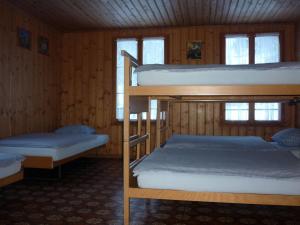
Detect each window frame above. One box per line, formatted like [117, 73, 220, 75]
[221, 102, 285, 126]
[221, 31, 283, 64]
[113, 35, 169, 123]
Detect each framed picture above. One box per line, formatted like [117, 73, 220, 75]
[187, 41, 203, 60]
[38, 36, 49, 55]
[17, 27, 31, 49]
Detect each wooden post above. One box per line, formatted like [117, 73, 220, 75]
[123, 56, 130, 225]
[146, 97, 151, 154]
[137, 112, 142, 159]
[156, 100, 161, 148]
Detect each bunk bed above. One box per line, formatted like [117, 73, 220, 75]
[121, 50, 300, 225]
[0, 153, 24, 187]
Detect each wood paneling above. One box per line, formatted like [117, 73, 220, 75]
[61, 23, 296, 157]
[8, 0, 300, 30]
[0, 1, 61, 138]
[297, 22, 300, 61]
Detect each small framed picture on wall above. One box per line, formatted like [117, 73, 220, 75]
[187, 41, 203, 60]
[17, 27, 31, 50]
[38, 36, 49, 55]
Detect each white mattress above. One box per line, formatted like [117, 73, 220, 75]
[136, 62, 300, 86]
[137, 170, 300, 195]
[0, 160, 22, 179]
[0, 135, 108, 161]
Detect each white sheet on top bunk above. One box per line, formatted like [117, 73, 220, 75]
[136, 62, 300, 85]
[0, 134, 109, 161]
[164, 135, 276, 151]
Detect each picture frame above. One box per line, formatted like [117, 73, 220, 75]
[187, 41, 203, 60]
[38, 36, 49, 55]
[17, 27, 31, 50]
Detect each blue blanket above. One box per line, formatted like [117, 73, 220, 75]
[0, 133, 97, 148]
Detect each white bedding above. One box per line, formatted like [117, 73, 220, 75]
[164, 135, 276, 151]
[0, 134, 109, 161]
[134, 147, 300, 195]
[137, 171, 300, 195]
[136, 62, 300, 86]
[0, 153, 24, 179]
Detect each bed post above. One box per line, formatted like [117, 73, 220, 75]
[146, 96, 151, 154]
[166, 101, 171, 139]
[137, 113, 142, 159]
[156, 100, 161, 148]
[123, 55, 130, 225]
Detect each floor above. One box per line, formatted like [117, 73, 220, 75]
[0, 158, 299, 225]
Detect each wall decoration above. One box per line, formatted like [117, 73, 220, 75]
[38, 36, 49, 55]
[17, 27, 31, 49]
[187, 41, 203, 60]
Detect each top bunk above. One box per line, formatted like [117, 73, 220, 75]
[122, 51, 300, 96]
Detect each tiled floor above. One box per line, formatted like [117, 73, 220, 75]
[0, 158, 299, 225]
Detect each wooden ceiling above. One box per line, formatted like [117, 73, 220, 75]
[8, 0, 300, 30]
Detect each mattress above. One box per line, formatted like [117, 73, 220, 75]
[136, 62, 300, 86]
[0, 153, 24, 179]
[0, 134, 109, 161]
[134, 147, 300, 195]
[164, 135, 276, 151]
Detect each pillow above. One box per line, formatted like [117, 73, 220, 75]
[272, 128, 300, 147]
[55, 124, 96, 134]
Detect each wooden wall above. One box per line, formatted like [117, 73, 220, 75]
[61, 23, 297, 157]
[297, 22, 300, 61]
[0, 1, 62, 138]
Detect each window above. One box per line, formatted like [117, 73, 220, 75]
[224, 102, 282, 124]
[225, 103, 249, 121]
[225, 35, 249, 65]
[225, 32, 280, 65]
[255, 33, 280, 64]
[116, 37, 165, 121]
[254, 102, 281, 121]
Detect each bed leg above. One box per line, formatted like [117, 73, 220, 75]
[124, 195, 130, 225]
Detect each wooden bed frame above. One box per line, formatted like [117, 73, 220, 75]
[23, 148, 97, 169]
[0, 170, 23, 188]
[121, 50, 300, 225]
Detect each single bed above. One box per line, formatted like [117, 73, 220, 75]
[0, 133, 109, 169]
[0, 153, 24, 187]
[136, 62, 300, 86]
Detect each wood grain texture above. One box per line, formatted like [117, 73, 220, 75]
[0, 1, 61, 139]
[297, 22, 300, 61]
[7, 0, 300, 30]
[61, 23, 297, 157]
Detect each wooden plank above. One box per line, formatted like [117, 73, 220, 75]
[129, 188, 300, 206]
[0, 171, 23, 187]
